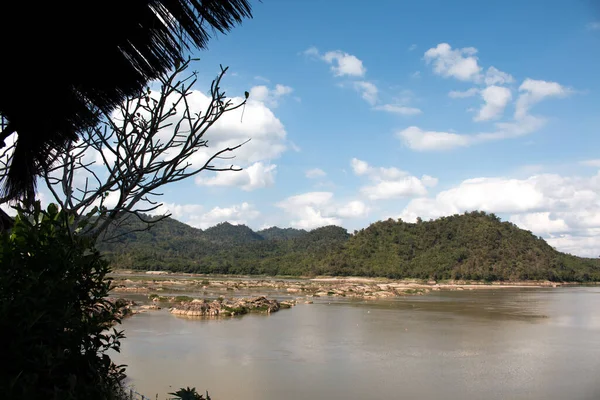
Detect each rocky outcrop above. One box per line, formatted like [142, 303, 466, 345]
[169, 296, 289, 317]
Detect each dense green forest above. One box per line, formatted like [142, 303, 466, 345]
[97, 211, 600, 282]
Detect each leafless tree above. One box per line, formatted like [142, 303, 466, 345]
[24, 59, 249, 240]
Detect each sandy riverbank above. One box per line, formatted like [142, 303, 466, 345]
[110, 271, 587, 301]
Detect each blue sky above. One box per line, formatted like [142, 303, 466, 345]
[11, 1, 600, 256]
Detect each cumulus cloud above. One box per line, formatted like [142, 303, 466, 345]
[351, 158, 436, 200]
[448, 88, 479, 98]
[276, 192, 340, 229]
[509, 212, 570, 235]
[196, 162, 277, 191]
[276, 192, 368, 229]
[397, 102, 551, 151]
[396, 127, 471, 151]
[322, 50, 367, 77]
[361, 178, 429, 200]
[122, 86, 289, 177]
[196, 202, 260, 229]
[337, 200, 370, 218]
[306, 168, 326, 179]
[351, 158, 371, 175]
[424, 43, 513, 87]
[424, 43, 482, 82]
[150, 201, 260, 229]
[484, 66, 514, 86]
[353, 81, 378, 105]
[399, 172, 600, 256]
[475, 85, 512, 121]
[303, 46, 320, 57]
[304, 47, 366, 77]
[515, 78, 572, 119]
[374, 104, 422, 115]
[249, 84, 293, 107]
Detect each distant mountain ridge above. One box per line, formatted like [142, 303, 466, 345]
[97, 211, 600, 282]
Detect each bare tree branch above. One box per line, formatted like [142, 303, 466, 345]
[34, 59, 249, 241]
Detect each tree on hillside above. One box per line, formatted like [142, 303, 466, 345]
[0, 0, 253, 204]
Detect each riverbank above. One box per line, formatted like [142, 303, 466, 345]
[109, 271, 581, 301]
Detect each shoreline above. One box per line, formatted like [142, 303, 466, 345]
[110, 269, 595, 289]
[109, 271, 594, 302]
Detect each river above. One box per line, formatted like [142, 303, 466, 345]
[115, 287, 600, 399]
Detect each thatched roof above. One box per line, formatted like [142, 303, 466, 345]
[0, 0, 252, 204]
[0, 208, 14, 232]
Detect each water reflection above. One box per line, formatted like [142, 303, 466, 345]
[115, 288, 600, 400]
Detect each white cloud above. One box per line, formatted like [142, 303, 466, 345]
[337, 200, 369, 218]
[422, 175, 439, 187]
[254, 76, 270, 83]
[399, 172, 600, 256]
[581, 159, 600, 167]
[249, 84, 293, 107]
[351, 158, 407, 180]
[586, 22, 600, 31]
[129, 87, 289, 172]
[509, 212, 570, 235]
[484, 66, 514, 86]
[399, 177, 547, 222]
[150, 201, 260, 230]
[276, 192, 341, 229]
[411, 71, 421, 79]
[196, 162, 277, 191]
[303, 46, 320, 57]
[396, 126, 471, 151]
[361, 177, 429, 200]
[353, 81, 378, 105]
[448, 88, 479, 98]
[515, 78, 572, 119]
[375, 104, 422, 115]
[546, 235, 600, 258]
[351, 158, 436, 200]
[302, 46, 366, 77]
[424, 43, 481, 82]
[475, 85, 512, 121]
[196, 202, 260, 229]
[152, 203, 204, 220]
[276, 192, 369, 229]
[351, 158, 371, 175]
[397, 110, 548, 151]
[322, 50, 367, 77]
[408, 44, 418, 51]
[306, 168, 326, 179]
[424, 44, 514, 88]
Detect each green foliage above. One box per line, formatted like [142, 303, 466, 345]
[257, 226, 307, 240]
[169, 387, 211, 400]
[0, 203, 126, 399]
[99, 211, 600, 282]
[330, 212, 600, 281]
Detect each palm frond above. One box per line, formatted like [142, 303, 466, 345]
[0, 0, 252, 204]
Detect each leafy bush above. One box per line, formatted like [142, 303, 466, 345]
[169, 387, 211, 400]
[0, 203, 126, 399]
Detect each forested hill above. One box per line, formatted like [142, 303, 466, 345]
[97, 211, 600, 282]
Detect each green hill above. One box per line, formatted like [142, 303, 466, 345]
[203, 222, 265, 244]
[256, 227, 307, 240]
[98, 211, 600, 282]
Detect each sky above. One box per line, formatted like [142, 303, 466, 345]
[5, 0, 600, 256]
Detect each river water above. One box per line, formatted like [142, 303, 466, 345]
[115, 287, 600, 400]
